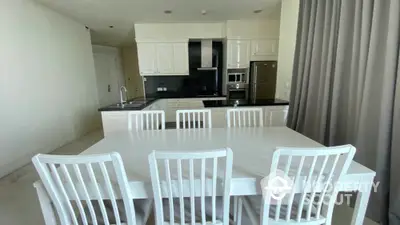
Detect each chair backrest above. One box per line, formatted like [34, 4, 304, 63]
[176, 109, 212, 129]
[261, 145, 356, 225]
[128, 110, 165, 131]
[32, 152, 136, 225]
[226, 108, 263, 128]
[148, 148, 233, 225]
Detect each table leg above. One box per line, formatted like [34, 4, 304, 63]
[350, 179, 373, 225]
[34, 182, 57, 225]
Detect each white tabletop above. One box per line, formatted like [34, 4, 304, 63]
[82, 127, 374, 184]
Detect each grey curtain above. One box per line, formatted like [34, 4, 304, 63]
[288, 0, 400, 224]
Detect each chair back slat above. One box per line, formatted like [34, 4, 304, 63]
[32, 152, 136, 225]
[128, 110, 165, 131]
[261, 145, 356, 225]
[176, 109, 212, 129]
[148, 148, 233, 225]
[227, 108, 263, 128]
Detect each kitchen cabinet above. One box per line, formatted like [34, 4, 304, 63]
[250, 39, 279, 61]
[227, 40, 251, 69]
[156, 43, 175, 74]
[263, 106, 289, 127]
[137, 43, 157, 75]
[101, 111, 129, 136]
[251, 39, 278, 56]
[137, 42, 189, 76]
[173, 43, 189, 74]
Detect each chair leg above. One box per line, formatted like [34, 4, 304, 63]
[236, 197, 243, 225]
[233, 196, 238, 222]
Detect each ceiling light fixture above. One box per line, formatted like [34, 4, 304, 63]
[164, 10, 172, 14]
[253, 9, 263, 14]
[201, 10, 207, 15]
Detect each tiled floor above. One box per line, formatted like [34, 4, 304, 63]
[0, 129, 378, 225]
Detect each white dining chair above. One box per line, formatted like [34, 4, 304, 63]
[32, 152, 152, 225]
[176, 109, 212, 129]
[148, 148, 233, 225]
[237, 145, 356, 225]
[128, 110, 165, 131]
[226, 108, 263, 128]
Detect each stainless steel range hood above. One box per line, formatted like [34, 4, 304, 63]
[197, 40, 217, 71]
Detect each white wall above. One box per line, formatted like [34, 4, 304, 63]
[0, 0, 100, 177]
[276, 0, 300, 101]
[225, 20, 280, 39]
[92, 45, 125, 107]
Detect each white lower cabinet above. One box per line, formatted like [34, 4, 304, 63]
[164, 98, 225, 122]
[101, 111, 129, 136]
[208, 105, 289, 128]
[101, 98, 288, 136]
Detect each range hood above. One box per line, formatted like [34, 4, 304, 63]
[197, 40, 217, 71]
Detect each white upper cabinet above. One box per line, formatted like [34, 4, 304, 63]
[250, 39, 279, 61]
[173, 43, 189, 74]
[137, 43, 157, 75]
[227, 40, 251, 69]
[137, 41, 189, 76]
[226, 20, 280, 61]
[156, 43, 174, 74]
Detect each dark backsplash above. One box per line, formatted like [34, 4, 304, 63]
[144, 41, 223, 97]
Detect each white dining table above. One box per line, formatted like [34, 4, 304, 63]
[33, 127, 375, 225]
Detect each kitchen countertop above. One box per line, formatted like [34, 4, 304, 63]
[98, 93, 226, 111]
[202, 99, 289, 108]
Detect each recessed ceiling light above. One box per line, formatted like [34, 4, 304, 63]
[201, 10, 207, 15]
[109, 25, 114, 28]
[253, 9, 263, 14]
[164, 10, 172, 14]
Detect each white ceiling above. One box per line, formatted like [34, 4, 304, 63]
[36, 0, 282, 46]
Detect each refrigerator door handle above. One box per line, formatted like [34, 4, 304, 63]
[251, 83, 257, 101]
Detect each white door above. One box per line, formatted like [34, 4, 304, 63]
[227, 40, 250, 68]
[156, 43, 174, 75]
[173, 43, 189, 75]
[93, 53, 123, 107]
[137, 43, 157, 75]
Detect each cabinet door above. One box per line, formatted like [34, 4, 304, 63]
[137, 43, 157, 75]
[264, 106, 289, 127]
[173, 43, 189, 75]
[101, 112, 129, 136]
[156, 43, 174, 75]
[251, 39, 279, 56]
[227, 40, 250, 68]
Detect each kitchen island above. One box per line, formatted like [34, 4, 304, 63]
[98, 96, 289, 136]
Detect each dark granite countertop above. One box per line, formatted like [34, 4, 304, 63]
[98, 93, 226, 111]
[98, 98, 158, 111]
[202, 99, 289, 108]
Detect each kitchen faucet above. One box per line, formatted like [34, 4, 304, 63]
[120, 86, 127, 105]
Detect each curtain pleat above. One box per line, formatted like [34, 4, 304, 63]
[288, 0, 400, 223]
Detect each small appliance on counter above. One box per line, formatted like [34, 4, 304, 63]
[249, 61, 278, 101]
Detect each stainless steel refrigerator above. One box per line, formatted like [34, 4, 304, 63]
[249, 61, 277, 101]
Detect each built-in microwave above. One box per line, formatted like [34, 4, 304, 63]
[228, 73, 246, 83]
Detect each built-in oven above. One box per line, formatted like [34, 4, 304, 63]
[227, 83, 249, 101]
